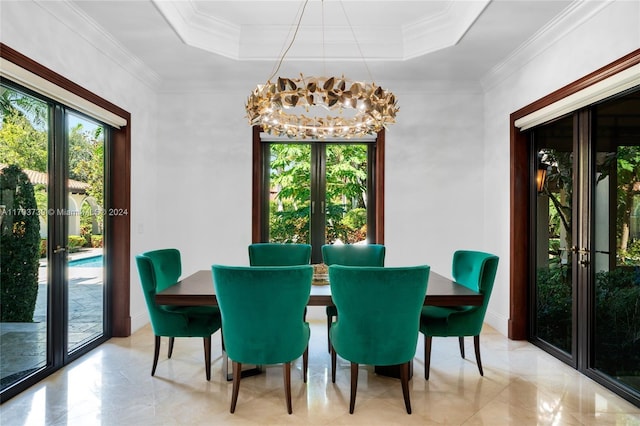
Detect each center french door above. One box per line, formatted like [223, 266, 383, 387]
[252, 127, 384, 264]
[260, 140, 376, 263]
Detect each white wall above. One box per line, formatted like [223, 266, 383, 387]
[152, 81, 485, 279]
[482, 0, 640, 334]
[1, 0, 161, 331]
[3, 0, 638, 336]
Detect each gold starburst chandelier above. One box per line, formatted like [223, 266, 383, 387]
[245, 0, 399, 139]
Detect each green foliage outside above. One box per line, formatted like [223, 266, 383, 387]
[1, 85, 105, 252]
[0, 165, 40, 322]
[268, 143, 369, 244]
[537, 145, 640, 379]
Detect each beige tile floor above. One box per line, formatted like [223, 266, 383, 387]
[2, 307, 639, 425]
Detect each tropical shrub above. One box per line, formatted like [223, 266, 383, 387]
[91, 235, 103, 248]
[0, 164, 40, 322]
[67, 235, 86, 252]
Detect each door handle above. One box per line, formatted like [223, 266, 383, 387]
[53, 245, 66, 254]
[580, 259, 590, 267]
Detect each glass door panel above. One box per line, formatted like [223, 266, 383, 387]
[264, 141, 375, 263]
[66, 113, 105, 353]
[325, 144, 369, 244]
[0, 87, 50, 390]
[267, 143, 312, 244]
[592, 93, 640, 395]
[534, 115, 575, 357]
[533, 89, 640, 405]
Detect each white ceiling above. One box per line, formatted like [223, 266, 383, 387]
[69, 0, 575, 88]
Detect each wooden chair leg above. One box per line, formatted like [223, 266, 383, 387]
[204, 336, 212, 381]
[473, 335, 484, 376]
[331, 346, 337, 383]
[400, 361, 412, 414]
[303, 346, 309, 383]
[327, 315, 333, 353]
[349, 362, 358, 414]
[152, 335, 161, 376]
[459, 336, 465, 359]
[168, 337, 175, 358]
[284, 362, 292, 414]
[424, 336, 432, 380]
[230, 361, 242, 413]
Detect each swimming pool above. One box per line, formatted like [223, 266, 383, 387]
[69, 255, 103, 268]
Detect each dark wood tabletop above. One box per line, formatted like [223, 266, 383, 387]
[155, 269, 483, 307]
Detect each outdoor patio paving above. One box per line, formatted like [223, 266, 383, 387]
[0, 250, 104, 387]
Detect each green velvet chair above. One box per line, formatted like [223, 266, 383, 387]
[419, 250, 499, 380]
[321, 244, 385, 352]
[136, 248, 221, 380]
[212, 264, 313, 414]
[329, 264, 430, 414]
[248, 243, 312, 266]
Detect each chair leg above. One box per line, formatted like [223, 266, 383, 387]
[349, 362, 358, 414]
[459, 336, 465, 359]
[230, 361, 242, 413]
[400, 361, 412, 414]
[152, 335, 161, 376]
[284, 362, 292, 414]
[204, 336, 212, 381]
[424, 336, 432, 380]
[473, 335, 484, 376]
[331, 345, 337, 383]
[168, 337, 175, 358]
[303, 346, 309, 383]
[327, 314, 333, 353]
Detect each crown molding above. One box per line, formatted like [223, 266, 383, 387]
[402, 0, 490, 60]
[480, 0, 612, 91]
[153, 0, 489, 61]
[36, 0, 162, 90]
[152, 0, 240, 60]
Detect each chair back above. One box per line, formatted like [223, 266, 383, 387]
[329, 265, 430, 366]
[212, 264, 313, 365]
[248, 243, 312, 266]
[321, 244, 385, 267]
[140, 248, 182, 292]
[135, 251, 190, 336]
[449, 250, 500, 333]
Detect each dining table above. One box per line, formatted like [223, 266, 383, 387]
[155, 268, 483, 380]
[155, 269, 483, 307]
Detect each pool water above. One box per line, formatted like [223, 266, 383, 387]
[69, 255, 103, 268]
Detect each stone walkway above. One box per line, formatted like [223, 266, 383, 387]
[0, 250, 104, 387]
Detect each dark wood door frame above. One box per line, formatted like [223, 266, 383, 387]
[1, 43, 132, 337]
[251, 126, 385, 246]
[508, 49, 640, 340]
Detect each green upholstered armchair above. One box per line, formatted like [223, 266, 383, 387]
[328, 264, 430, 414]
[248, 243, 312, 266]
[419, 250, 499, 380]
[211, 264, 313, 414]
[321, 244, 385, 352]
[135, 249, 221, 380]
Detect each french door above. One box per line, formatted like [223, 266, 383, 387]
[260, 139, 377, 263]
[531, 88, 640, 404]
[0, 82, 110, 400]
